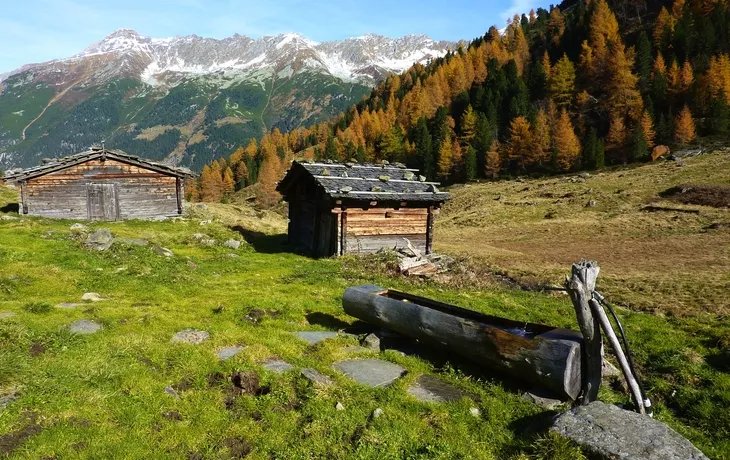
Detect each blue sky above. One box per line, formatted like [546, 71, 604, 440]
[0, 0, 549, 74]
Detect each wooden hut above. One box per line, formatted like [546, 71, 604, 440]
[2, 147, 194, 220]
[276, 161, 450, 257]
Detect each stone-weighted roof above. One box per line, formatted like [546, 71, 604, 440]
[277, 160, 450, 203]
[2, 147, 195, 183]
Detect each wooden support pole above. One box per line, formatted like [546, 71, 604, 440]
[589, 298, 646, 415]
[565, 260, 602, 406]
[425, 206, 435, 255]
[175, 177, 183, 215]
[20, 181, 28, 215]
[340, 210, 347, 256]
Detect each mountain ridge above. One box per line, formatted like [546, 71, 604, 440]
[0, 29, 455, 171]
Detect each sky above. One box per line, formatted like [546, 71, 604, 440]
[0, 0, 550, 74]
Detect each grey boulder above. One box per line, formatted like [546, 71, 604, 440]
[333, 359, 406, 388]
[85, 229, 114, 251]
[551, 401, 708, 460]
[69, 319, 102, 335]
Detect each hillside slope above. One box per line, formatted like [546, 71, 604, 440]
[437, 151, 730, 316]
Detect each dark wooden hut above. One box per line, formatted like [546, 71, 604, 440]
[276, 161, 450, 257]
[2, 147, 194, 221]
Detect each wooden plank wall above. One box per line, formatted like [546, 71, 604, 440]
[344, 208, 429, 254]
[25, 159, 179, 220]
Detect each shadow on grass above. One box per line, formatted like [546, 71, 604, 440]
[0, 202, 19, 213]
[230, 226, 289, 254]
[305, 312, 352, 330]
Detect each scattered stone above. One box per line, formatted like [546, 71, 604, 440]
[469, 407, 481, 417]
[232, 370, 263, 395]
[56, 303, 83, 309]
[602, 359, 621, 378]
[333, 359, 406, 388]
[223, 239, 241, 249]
[262, 359, 294, 374]
[226, 253, 239, 258]
[372, 408, 384, 419]
[199, 220, 212, 226]
[81, 292, 104, 302]
[0, 390, 20, 409]
[0, 215, 18, 221]
[164, 385, 180, 399]
[191, 233, 206, 240]
[551, 401, 709, 460]
[407, 375, 467, 403]
[171, 329, 210, 344]
[153, 247, 174, 257]
[360, 333, 381, 350]
[199, 238, 216, 246]
[578, 172, 590, 179]
[586, 199, 597, 207]
[301, 368, 333, 386]
[69, 223, 89, 232]
[295, 331, 339, 345]
[68, 319, 102, 335]
[84, 229, 114, 251]
[116, 238, 149, 246]
[575, 177, 586, 183]
[0, 312, 15, 319]
[163, 410, 182, 421]
[216, 346, 245, 360]
[335, 402, 345, 411]
[522, 387, 567, 410]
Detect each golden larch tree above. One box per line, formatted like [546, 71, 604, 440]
[552, 109, 581, 172]
[222, 166, 235, 196]
[437, 135, 454, 181]
[675, 105, 697, 144]
[507, 116, 533, 171]
[641, 111, 656, 149]
[606, 115, 628, 160]
[549, 54, 576, 108]
[532, 109, 552, 167]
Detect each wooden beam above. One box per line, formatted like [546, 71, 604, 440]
[20, 181, 28, 214]
[425, 206, 435, 255]
[175, 177, 183, 214]
[565, 260, 602, 406]
[340, 210, 347, 256]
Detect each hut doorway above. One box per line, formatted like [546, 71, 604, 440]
[86, 183, 119, 221]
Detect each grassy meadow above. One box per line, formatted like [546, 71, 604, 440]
[0, 153, 729, 459]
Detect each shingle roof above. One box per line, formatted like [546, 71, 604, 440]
[2, 147, 195, 183]
[277, 160, 450, 203]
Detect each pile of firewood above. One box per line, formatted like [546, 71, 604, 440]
[394, 238, 453, 277]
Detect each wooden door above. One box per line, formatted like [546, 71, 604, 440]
[86, 184, 119, 221]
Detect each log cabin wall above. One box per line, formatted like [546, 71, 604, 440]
[343, 207, 429, 255]
[23, 159, 181, 220]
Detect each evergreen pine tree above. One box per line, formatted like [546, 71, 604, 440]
[710, 91, 730, 135]
[629, 123, 649, 162]
[595, 139, 606, 168]
[583, 127, 598, 169]
[465, 146, 477, 181]
[324, 134, 338, 160]
[412, 117, 434, 179]
[473, 114, 493, 178]
[636, 31, 653, 94]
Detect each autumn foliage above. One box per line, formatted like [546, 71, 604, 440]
[193, 0, 727, 205]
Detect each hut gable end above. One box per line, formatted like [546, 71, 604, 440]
[276, 161, 450, 258]
[5, 148, 195, 221]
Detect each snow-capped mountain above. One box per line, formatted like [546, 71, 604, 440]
[0, 29, 455, 171]
[3, 29, 452, 86]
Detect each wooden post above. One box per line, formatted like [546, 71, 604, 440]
[340, 210, 348, 256]
[175, 177, 183, 215]
[589, 298, 647, 414]
[425, 206, 435, 255]
[565, 260, 602, 405]
[20, 181, 29, 215]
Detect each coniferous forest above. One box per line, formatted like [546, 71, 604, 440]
[193, 0, 730, 204]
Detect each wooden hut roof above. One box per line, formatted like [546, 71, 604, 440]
[276, 160, 450, 203]
[2, 147, 196, 183]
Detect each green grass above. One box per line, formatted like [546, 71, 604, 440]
[0, 177, 728, 458]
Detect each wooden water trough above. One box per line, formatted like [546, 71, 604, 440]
[342, 284, 583, 400]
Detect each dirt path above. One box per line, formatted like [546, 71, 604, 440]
[21, 79, 81, 140]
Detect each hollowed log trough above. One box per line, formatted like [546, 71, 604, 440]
[343, 284, 583, 400]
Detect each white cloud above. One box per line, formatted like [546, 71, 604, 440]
[500, 0, 538, 24]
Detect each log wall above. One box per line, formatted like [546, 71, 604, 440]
[22, 159, 182, 220]
[343, 207, 429, 255]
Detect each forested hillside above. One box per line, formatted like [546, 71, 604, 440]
[194, 0, 730, 204]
